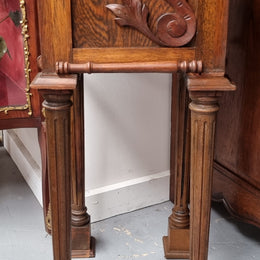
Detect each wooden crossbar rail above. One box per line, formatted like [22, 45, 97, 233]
[56, 60, 203, 74]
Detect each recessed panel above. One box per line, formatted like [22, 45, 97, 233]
[72, 0, 175, 48]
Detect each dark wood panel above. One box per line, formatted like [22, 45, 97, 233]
[71, 0, 174, 48]
[213, 0, 260, 226]
[213, 163, 260, 229]
[0, 117, 41, 129]
[194, 0, 230, 71]
[37, 0, 72, 72]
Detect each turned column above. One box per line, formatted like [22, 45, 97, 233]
[163, 73, 190, 259]
[71, 74, 95, 258]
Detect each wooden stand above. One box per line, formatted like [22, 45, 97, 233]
[32, 1, 237, 259]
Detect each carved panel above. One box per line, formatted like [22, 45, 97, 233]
[106, 0, 196, 47]
[72, 0, 195, 48]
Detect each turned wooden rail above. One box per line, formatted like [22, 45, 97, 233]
[56, 60, 203, 74]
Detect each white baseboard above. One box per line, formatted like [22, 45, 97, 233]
[3, 130, 43, 206]
[4, 130, 170, 222]
[86, 171, 170, 222]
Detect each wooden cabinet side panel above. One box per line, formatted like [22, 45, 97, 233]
[213, 0, 260, 226]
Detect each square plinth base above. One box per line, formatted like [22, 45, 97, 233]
[72, 236, 95, 258]
[163, 236, 190, 259]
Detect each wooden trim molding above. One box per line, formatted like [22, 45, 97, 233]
[106, 0, 196, 47]
[212, 162, 260, 229]
[72, 48, 196, 64]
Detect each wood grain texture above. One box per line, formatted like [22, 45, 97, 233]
[42, 90, 72, 260]
[194, 0, 230, 71]
[71, 74, 90, 227]
[213, 163, 260, 229]
[106, 0, 196, 47]
[72, 47, 195, 63]
[213, 0, 260, 226]
[71, 0, 176, 48]
[37, 0, 73, 72]
[56, 60, 202, 74]
[31, 74, 77, 90]
[35, 1, 238, 259]
[189, 90, 220, 260]
[32, 73, 77, 260]
[187, 73, 236, 91]
[37, 122, 50, 233]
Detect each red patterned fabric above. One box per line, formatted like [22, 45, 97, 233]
[0, 0, 26, 107]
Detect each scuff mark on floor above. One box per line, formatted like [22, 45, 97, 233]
[134, 238, 143, 244]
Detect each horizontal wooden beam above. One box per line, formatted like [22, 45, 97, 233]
[72, 48, 195, 64]
[56, 60, 202, 74]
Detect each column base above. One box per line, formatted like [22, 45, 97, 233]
[163, 228, 190, 259]
[71, 224, 95, 258]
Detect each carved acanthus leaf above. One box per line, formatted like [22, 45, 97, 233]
[107, 0, 162, 45]
[106, 0, 196, 47]
[107, 0, 148, 27]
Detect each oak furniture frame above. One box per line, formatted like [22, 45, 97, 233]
[30, 1, 236, 260]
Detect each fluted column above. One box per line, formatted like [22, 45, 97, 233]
[43, 90, 73, 260]
[163, 73, 190, 259]
[31, 73, 78, 260]
[186, 74, 235, 260]
[37, 122, 51, 233]
[189, 91, 219, 260]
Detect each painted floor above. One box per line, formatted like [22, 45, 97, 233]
[0, 146, 259, 260]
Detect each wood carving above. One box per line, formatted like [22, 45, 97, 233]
[106, 0, 196, 47]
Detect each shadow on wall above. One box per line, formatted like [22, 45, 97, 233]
[83, 73, 172, 189]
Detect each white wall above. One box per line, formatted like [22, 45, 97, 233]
[4, 73, 172, 222]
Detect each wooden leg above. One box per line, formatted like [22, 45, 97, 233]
[189, 91, 219, 260]
[32, 73, 78, 260]
[37, 122, 51, 234]
[71, 74, 95, 258]
[42, 89, 73, 260]
[163, 74, 190, 259]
